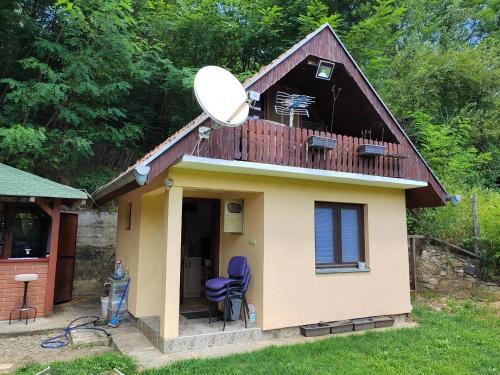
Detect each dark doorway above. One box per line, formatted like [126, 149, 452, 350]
[180, 198, 220, 312]
[54, 212, 78, 304]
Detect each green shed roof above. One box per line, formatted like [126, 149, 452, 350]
[0, 163, 87, 200]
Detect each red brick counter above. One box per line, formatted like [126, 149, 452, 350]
[0, 258, 49, 320]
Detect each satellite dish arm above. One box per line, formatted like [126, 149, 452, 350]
[227, 100, 248, 123]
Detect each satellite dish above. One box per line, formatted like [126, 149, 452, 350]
[194, 66, 249, 127]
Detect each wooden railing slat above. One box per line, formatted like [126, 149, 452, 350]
[256, 121, 263, 162]
[248, 121, 256, 161]
[241, 123, 248, 161]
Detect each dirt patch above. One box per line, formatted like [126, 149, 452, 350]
[0, 332, 112, 372]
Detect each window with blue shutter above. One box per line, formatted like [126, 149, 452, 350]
[314, 203, 364, 268]
[314, 207, 335, 264]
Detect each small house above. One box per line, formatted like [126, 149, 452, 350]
[93, 24, 447, 352]
[0, 164, 86, 321]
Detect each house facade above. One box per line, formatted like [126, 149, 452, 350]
[94, 24, 447, 349]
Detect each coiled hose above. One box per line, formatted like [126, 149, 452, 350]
[41, 316, 110, 349]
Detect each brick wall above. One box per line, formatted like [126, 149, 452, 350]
[0, 260, 48, 320]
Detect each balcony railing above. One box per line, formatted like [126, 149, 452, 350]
[199, 119, 406, 179]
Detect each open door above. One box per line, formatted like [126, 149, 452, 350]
[54, 212, 78, 304]
[180, 198, 220, 310]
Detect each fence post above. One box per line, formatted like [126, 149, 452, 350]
[471, 194, 480, 255]
[411, 237, 418, 292]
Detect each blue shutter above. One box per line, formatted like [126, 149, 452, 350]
[315, 207, 334, 264]
[341, 208, 359, 262]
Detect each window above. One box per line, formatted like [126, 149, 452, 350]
[314, 203, 364, 268]
[125, 202, 132, 230]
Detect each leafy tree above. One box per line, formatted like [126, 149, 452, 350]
[297, 0, 342, 36]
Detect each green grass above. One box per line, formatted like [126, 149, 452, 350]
[15, 298, 499, 375]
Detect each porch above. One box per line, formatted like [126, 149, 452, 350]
[137, 315, 263, 353]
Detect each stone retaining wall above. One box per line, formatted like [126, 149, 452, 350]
[411, 239, 498, 293]
[74, 209, 117, 296]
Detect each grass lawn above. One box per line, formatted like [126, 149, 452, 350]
[15, 296, 499, 375]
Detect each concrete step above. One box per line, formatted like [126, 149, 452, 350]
[164, 327, 262, 353]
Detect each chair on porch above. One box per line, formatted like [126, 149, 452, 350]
[205, 256, 251, 331]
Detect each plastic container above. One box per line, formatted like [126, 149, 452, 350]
[101, 296, 109, 317]
[114, 260, 124, 280]
[109, 299, 128, 311]
[108, 277, 129, 302]
[247, 303, 256, 327]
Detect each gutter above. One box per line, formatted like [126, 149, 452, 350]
[92, 166, 150, 202]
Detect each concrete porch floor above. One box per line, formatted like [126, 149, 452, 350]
[0, 296, 101, 337]
[137, 315, 262, 353]
[146, 315, 250, 337]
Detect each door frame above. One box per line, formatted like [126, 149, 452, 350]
[180, 198, 220, 304]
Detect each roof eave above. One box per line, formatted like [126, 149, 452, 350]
[92, 169, 137, 203]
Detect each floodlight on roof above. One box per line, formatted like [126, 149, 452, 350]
[316, 60, 335, 80]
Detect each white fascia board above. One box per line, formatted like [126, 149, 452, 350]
[172, 155, 427, 190]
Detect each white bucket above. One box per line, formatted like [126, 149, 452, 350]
[101, 296, 109, 317]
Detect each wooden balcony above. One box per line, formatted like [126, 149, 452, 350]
[196, 119, 408, 179]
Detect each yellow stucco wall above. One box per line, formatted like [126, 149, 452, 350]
[116, 190, 142, 316]
[169, 168, 411, 331]
[116, 177, 166, 318]
[136, 191, 164, 316]
[115, 166, 411, 334]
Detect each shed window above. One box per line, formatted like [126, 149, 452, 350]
[314, 203, 364, 268]
[125, 202, 132, 230]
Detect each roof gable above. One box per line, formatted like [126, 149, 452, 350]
[94, 24, 447, 207]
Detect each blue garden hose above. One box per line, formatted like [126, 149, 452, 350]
[41, 316, 110, 349]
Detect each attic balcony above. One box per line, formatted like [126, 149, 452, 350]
[191, 119, 408, 180]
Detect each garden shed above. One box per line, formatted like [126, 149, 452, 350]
[0, 163, 86, 321]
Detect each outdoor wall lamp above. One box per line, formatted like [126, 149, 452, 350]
[134, 165, 150, 186]
[164, 178, 174, 190]
[446, 194, 461, 206]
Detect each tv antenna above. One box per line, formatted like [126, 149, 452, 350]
[275, 91, 315, 127]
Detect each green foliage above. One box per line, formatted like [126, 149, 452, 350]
[297, 0, 342, 36]
[0, 124, 46, 170]
[407, 112, 492, 188]
[343, 0, 406, 81]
